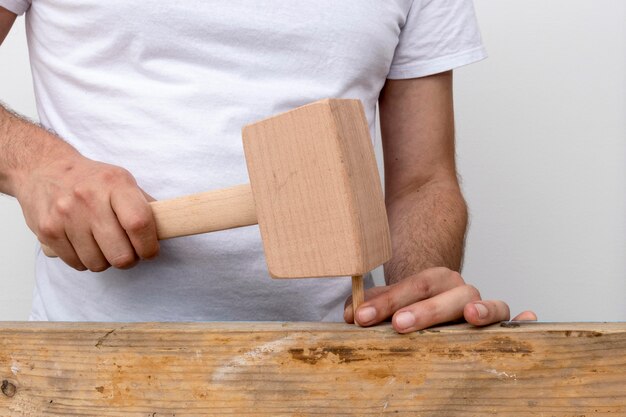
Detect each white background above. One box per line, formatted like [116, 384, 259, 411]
[1, 0, 625, 321]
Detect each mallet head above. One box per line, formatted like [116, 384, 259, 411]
[243, 99, 392, 278]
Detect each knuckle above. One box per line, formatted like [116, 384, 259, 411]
[57, 253, 87, 271]
[66, 259, 88, 271]
[123, 214, 151, 234]
[380, 291, 399, 317]
[409, 276, 431, 297]
[138, 243, 159, 260]
[88, 262, 110, 273]
[421, 267, 439, 281]
[37, 219, 63, 240]
[109, 252, 137, 269]
[101, 166, 134, 185]
[72, 184, 94, 202]
[52, 196, 74, 217]
[448, 270, 465, 286]
[465, 284, 482, 300]
[79, 250, 112, 272]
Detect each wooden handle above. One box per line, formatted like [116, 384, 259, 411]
[42, 184, 257, 257]
[151, 183, 257, 239]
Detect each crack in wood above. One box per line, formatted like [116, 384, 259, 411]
[95, 328, 117, 349]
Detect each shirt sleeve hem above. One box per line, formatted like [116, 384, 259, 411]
[0, 0, 30, 15]
[387, 46, 488, 80]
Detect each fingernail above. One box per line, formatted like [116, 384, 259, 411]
[357, 306, 377, 324]
[474, 303, 488, 319]
[395, 311, 415, 329]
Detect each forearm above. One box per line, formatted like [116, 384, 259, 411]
[0, 103, 78, 196]
[349, 74, 529, 331]
[384, 178, 467, 285]
[0, 7, 16, 45]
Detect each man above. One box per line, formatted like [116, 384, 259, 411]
[0, 1, 535, 331]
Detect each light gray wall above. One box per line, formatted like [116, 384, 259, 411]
[0, 17, 37, 320]
[455, 0, 626, 320]
[1, 0, 625, 321]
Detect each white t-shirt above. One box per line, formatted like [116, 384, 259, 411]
[2, 0, 486, 321]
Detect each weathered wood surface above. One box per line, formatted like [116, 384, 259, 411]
[1, 321, 625, 416]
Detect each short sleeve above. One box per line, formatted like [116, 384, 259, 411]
[0, 0, 31, 15]
[388, 0, 487, 79]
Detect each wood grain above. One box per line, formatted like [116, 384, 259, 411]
[351, 275, 364, 318]
[1, 321, 625, 416]
[243, 99, 391, 278]
[151, 184, 257, 239]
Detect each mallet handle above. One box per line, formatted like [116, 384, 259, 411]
[41, 184, 257, 257]
[152, 183, 257, 239]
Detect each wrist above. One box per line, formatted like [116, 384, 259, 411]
[10, 127, 80, 198]
[1, 106, 78, 196]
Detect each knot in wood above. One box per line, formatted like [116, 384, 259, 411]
[1, 380, 16, 397]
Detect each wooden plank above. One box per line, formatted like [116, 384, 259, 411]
[1, 321, 625, 416]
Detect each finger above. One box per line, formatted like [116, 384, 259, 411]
[71, 184, 138, 270]
[344, 286, 390, 324]
[66, 227, 111, 272]
[391, 284, 481, 333]
[40, 235, 87, 271]
[111, 188, 159, 260]
[354, 267, 465, 327]
[463, 300, 511, 327]
[36, 218, 87, 271]
[512, 310, 538, 321]
[91, 208, 139, 270]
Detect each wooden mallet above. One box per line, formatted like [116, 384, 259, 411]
[43, 99, 392, 319]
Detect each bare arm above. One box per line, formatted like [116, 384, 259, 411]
[344, 72, 536, 332]
[0, 7, 15, 44]
[0, 7, 158, 271]
[381, 71, 466, 281]
[0, 102, 77, 196]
